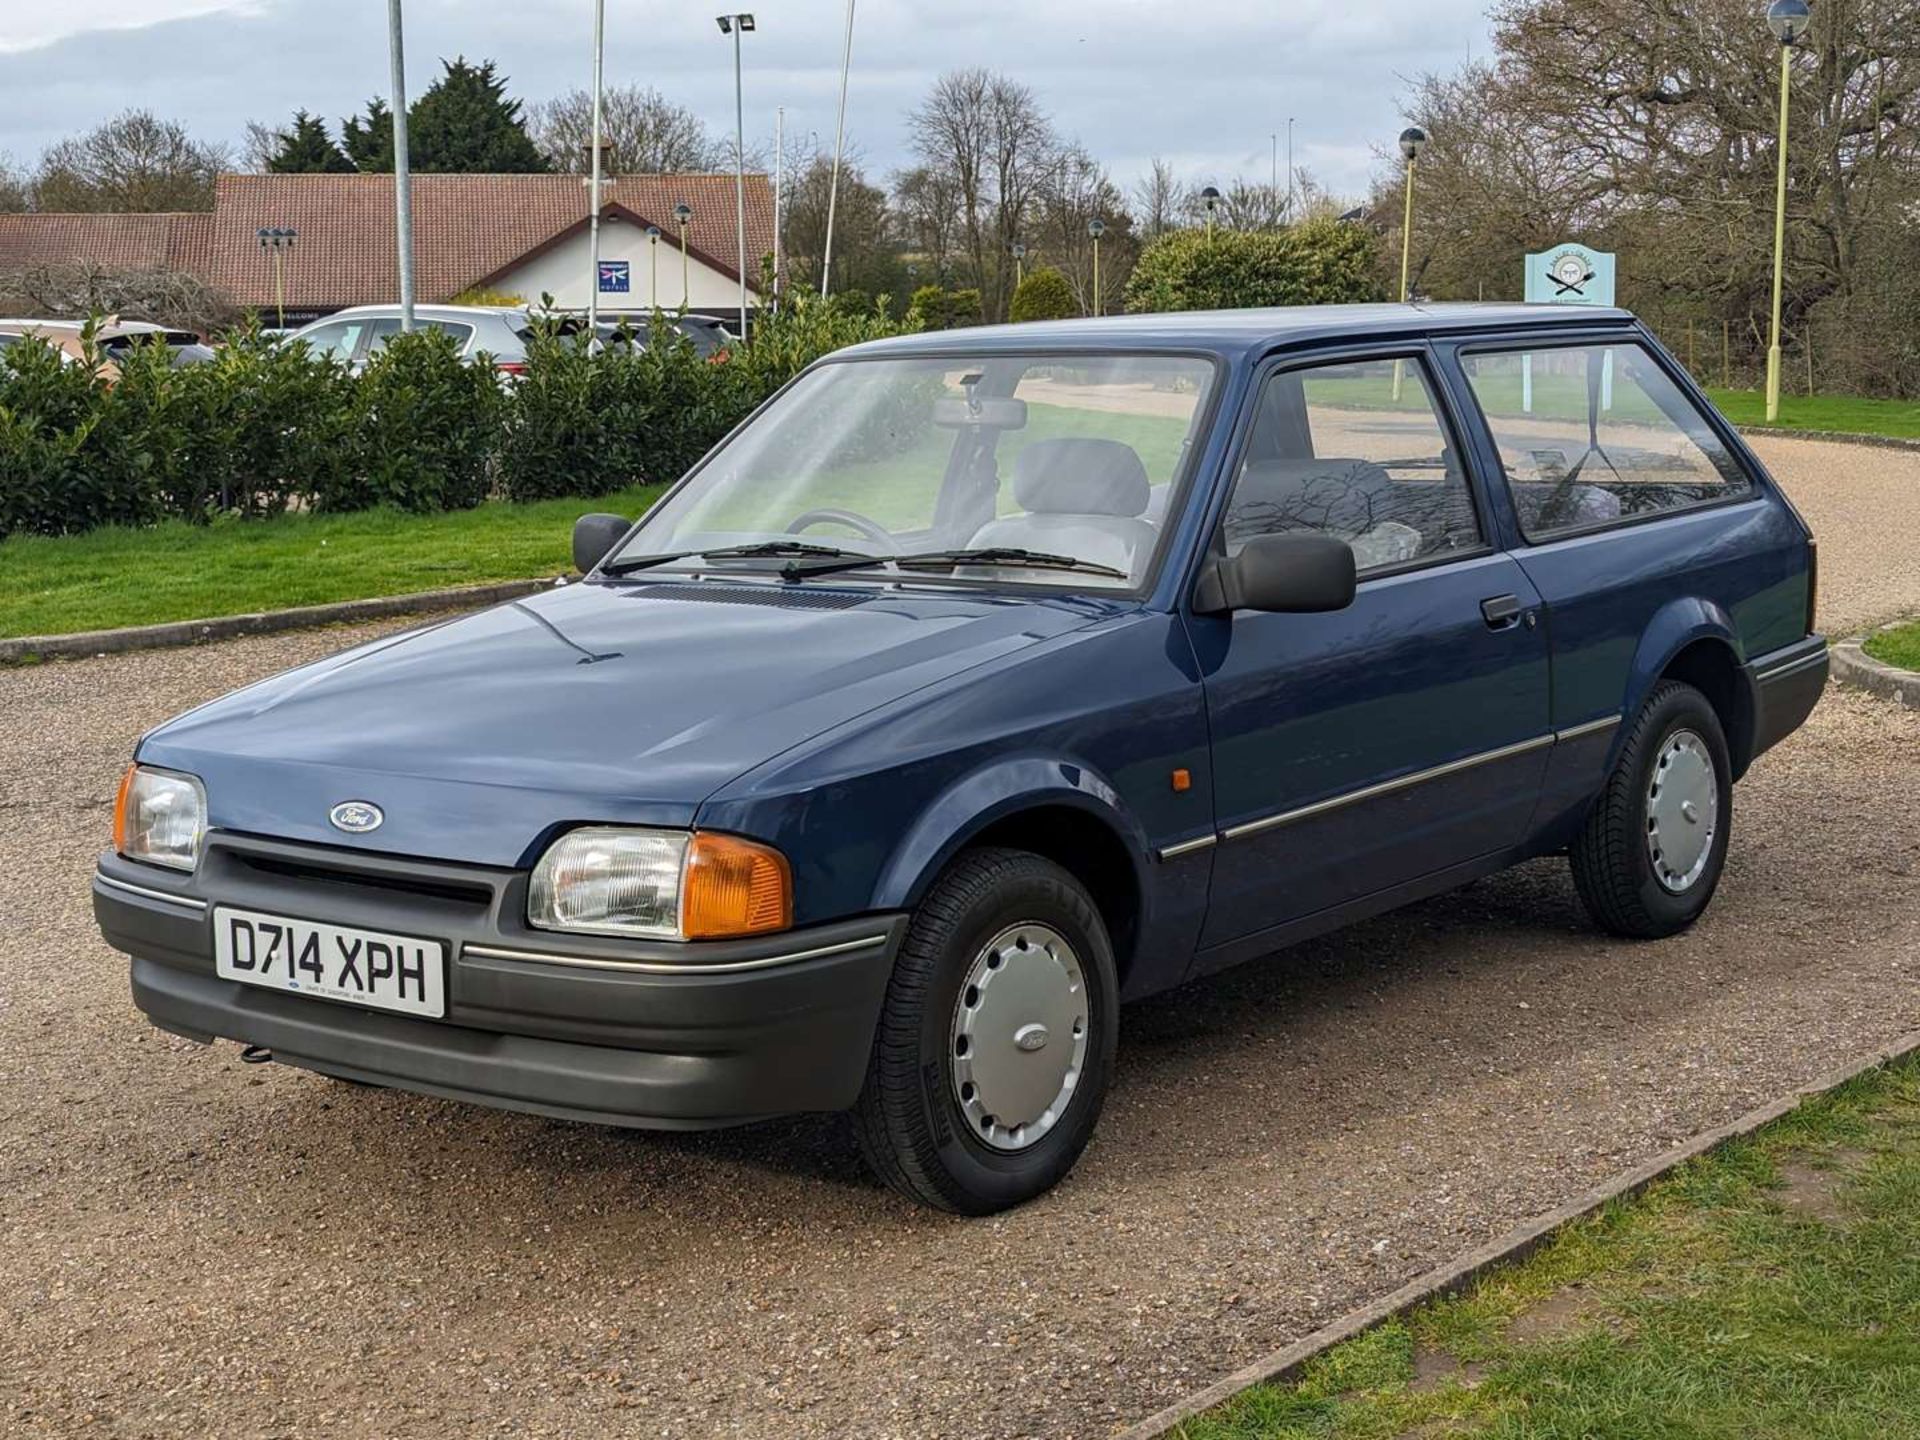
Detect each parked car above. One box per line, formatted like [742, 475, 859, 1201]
[0, 317, 213, 374]
[94, 304, 1826, 1213]
[285, 304, 729, 376]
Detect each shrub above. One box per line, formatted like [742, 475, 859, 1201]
[0, 329, 161, 538]
[322, 328, 498, 512]
[1010, 267, 1078, 322]
[906, 285, 982, 331]
[1124, 218, 1382, 314]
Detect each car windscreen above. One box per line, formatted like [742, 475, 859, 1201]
[609, 351, 1218, 590]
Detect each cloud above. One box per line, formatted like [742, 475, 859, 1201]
[0, 1, 262, 56]
[0, 0, 1490, 199]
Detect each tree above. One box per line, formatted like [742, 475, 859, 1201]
[892, 164, 964, 280]
[408, 58, 546, 173]
[0, 155, 28, 212]
[903, 69, 1060, 321]
[341, 98, 394, 172]
[1124, 218, 1381, 314]
[1132, 158, 1186, 241]
[780, 152, 904, 301]
[528, 85, 721, 172]
[264, 111, 354, 174]
[1009, 265, 1076, 321]
[32, 110, 226, 212]
[1031, 146, 1137, 315]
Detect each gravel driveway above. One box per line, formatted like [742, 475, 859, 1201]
[3, 435, 1916, 1440]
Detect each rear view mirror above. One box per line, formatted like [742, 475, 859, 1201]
[1192, 532, 1357, 615]
[573, 513, 632, 574]
[932, 396, 1028, 430]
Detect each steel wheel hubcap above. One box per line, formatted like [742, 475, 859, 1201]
[949, 923, 1089, 1152]
[1646, 728, 1718, 892]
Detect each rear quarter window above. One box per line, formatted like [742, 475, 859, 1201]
[1461, 342, 1752, 540]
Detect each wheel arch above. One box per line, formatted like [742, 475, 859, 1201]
[871, 758, 1152, 989]
[1625, 598, 1757, 779]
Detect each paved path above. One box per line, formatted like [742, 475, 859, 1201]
[2, 436, 1916, 1439]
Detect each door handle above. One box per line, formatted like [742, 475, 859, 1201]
[1480, 594, 1523, 630]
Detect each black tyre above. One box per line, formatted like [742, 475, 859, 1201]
[1570, 680, 1732, 939]
[854, 847, 1119, 1214]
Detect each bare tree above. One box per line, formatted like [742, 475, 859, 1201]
[892, 164, 964, 281]
[1034, 146, 1136, 313]
[0, 263, 237, 334]
[1131, 157, 1187, 240]
[781, 150, 901, 298]
[528, 85, 724, 173]
[33, 110, 227, 212]
[0, 154, 28, 212]
[904, 69, 1060, 320]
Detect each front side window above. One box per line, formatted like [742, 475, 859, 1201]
[612, 352, 1218, 589]
[1221, 355, 1482, 573]
[1461, 342, 1752, 539]
[296, 320, 365, 361]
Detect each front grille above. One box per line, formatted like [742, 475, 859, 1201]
[224, 849, 496, 908]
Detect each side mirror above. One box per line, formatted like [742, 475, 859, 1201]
[1192, 532, 1357, 615]
[573, 513, 631, 574]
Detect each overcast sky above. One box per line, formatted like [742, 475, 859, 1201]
[0, 1, 1491, 202]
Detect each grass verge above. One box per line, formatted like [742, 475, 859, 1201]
[1863, 619, 1920, 673]
[0, 484, 665, 640]
[1704, 389, 1920, 440]
[1176, 1053, 1920, 1440]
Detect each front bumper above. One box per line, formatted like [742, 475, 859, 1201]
[94, 834, 905, 1130]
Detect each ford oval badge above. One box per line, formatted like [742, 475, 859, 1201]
[329, 801, 384, 834]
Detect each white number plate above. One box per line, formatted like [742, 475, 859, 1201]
[213, 906, 446, 1019]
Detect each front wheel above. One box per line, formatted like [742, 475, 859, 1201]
[1570, 680, 1732, 938]
[854, 848, 1118, 1214]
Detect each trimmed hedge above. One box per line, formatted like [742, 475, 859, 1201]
[0, 296, 918, 540]
[1010, 266, 1078, 322]
[1124, 217, 1382, 314]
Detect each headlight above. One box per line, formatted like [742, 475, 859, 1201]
[528, 827, 791, 941]
[114, 764, 206, 872]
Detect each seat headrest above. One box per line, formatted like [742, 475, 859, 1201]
[1011, 438, 1151, 518]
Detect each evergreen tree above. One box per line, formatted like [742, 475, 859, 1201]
[409, 58, 546, 173]
[340, 98, 393, 172]
[265, 111, 354, 174]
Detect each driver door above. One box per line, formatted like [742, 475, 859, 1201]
[1190, 348, 1553, 959]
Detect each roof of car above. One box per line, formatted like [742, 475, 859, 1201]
[839, 302, 1639, 361]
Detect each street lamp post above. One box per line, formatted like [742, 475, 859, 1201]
[822, 0, 857, 298]
[716, 14, 754, 340]
[386, 0, 415, 332]
[1199, 185, 1221, 238]
[1087, 217, 1107, 317]
[586, 0, 607, 331]
[1011, 242, 1026, 289]
[645, 225, 662, 308]
[1286, 117, 1295, 222]
[674, 202, 693, 309]
[256, 228, 297, 329]
[1765, 0, 1810, 422]
[1396, 126, 1427, 304]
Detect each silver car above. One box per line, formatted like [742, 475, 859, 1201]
[285, 304, 728, 377]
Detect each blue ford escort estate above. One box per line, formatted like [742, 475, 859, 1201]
[95, 304, 1827, 1213]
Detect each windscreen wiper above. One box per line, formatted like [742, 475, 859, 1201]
[599, 540, 861, 577]
[779, 546, 1130, 581]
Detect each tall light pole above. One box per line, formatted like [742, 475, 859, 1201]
[387, 0, 415, 332]
[822, 0, 856, 298]
[586, 0, 607, 331]
[1286, 117, 1295, 222]
[716, 14, 754, 339]
[256, 228, 296, 329]
[1200, 185, 1221, 238]
[773, 105, 784, 309]
[1011, 242, 1026, 289]
[1087, 217, 1106, 317]
[645, 225, 662, 308]
[674, 202, 692, 309]
[1765, 0, 1810, 422]
[1397, 127, 1427, 304]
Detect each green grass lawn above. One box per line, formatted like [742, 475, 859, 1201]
[0, 483, 665, 640]
[1177, 1055, 1920, 1440]
[1864, 619, 1920, 672]
[1704, 389, 1920, 439]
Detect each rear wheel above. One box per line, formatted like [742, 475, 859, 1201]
[1570, 680, 1732, 938]
[854, 848, 1118, 1214]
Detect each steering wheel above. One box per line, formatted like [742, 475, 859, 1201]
[788, 507, 895, 548]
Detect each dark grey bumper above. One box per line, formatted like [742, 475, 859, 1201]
[94, 836, 905, 1130]
[1747, 634, 1829, 762]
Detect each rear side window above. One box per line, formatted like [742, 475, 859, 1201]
[1461, 342, 1751, 540]
[1221, 355, 1483, 574]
